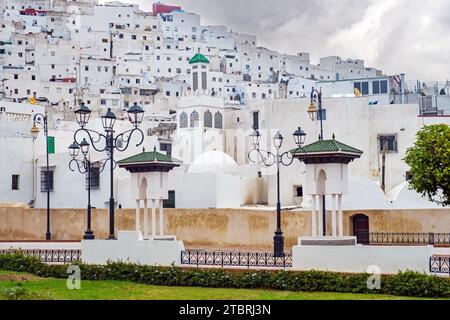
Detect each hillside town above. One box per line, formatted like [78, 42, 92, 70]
[2, 0, 449, 210]
[0, 1, 450, 301]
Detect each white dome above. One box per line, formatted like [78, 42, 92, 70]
[188, 150, 238, 174]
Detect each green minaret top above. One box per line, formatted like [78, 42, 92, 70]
[189, 53, 210, 64]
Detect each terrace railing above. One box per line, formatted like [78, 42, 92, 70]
[180, 250, 292, 268]
[430, 256, 450, 275]
[370, 233, 450, 245]
[0, 249, 81, 263]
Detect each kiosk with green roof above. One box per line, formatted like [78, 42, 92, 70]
[81, 148, 184, 267]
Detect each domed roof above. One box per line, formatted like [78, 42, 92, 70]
[188, 150, 238, 174]
[189, 53, 210, 64]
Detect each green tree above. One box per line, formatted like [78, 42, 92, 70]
[404, 124, 450, 206]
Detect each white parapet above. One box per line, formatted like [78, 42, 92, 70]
[81, 231, 185, 266]
[292, 243, 433, 274]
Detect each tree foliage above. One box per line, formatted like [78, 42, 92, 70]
[404, 124, 450, 206]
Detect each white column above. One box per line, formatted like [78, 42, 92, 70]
[143, 199, 148, 237]
[331, 195, 337, 237]
[159, 200, 164, 236]
[135, 200, 140, 232]
[151, 199, 156, 237]
[311, 195, 317, 237]
[338, 195, 344, 237]
[318, 195, 324, 237]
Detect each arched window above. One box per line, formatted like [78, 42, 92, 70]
[204, 110, 212, 128]
[190, 110, 199, 127]
[179, 111, 188, 128]
[214, 111, 223, 129]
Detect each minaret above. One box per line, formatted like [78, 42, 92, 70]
[189, 50, 210, 92]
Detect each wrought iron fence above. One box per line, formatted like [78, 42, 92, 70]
[430, 256, 450, 275]
[370, 233, 450, 245]
[0, 249, 81, 263]
[181, 250, 292, 268]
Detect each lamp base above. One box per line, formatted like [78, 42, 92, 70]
[273, 231, 285, 258]
[83, 231, 95, 240]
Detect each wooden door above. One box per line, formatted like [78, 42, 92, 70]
[353, 215, 370, 245]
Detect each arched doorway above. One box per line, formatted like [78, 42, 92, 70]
[352, 214, 370, 245]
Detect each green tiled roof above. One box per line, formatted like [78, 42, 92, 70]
[293, 139, 363, 155]
[117, 151, 181, 165]
[189, 53, 210, 64]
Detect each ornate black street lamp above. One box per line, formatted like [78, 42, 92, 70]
[248, 127, 307, 257]
[307, 87, 327, 236]
[31, 110, 51, 241]
[308, 87, 324, 140]
[68, 139, 109, 240]
[73, 102, 145, 240]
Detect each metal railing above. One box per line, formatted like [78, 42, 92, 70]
[0, 249, 81, 263]
[181, 250, 292, 268]
[430, 256, 450, 275]
[370, 233, 450, 245]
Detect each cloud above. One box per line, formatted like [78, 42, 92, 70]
[100, 0, 450, 81]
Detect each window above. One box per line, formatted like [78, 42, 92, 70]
[361, 82, 369, 95]
[12, 175, 19, 190]
[40, 169, 54, 192]
[180, 112, 188, 128]
[163, 190, 176, 208]
[14, 74, 18, 79]
[295, 185, 303, 197]
[86, 166, 100, 190]
[204, 110, 212, 128]
[201, 72, 207, 90]
[354, 81, 369, 95]
[193, 72, 198, 91]
[380, 80, 388, 94]
[379, 134, 398, 153]
[373, 80, 388, 94]
[190, 111, 199, 127]
[252, 112, 259, 130]
[31, 75, 35, 81]
[100, 99, 107, 105]
[317, 109, 327, 121]
[214, 112, 223, 129]
[160, 143, 172, 156]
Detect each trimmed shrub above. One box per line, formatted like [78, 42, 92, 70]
[0, 253, 449, 298]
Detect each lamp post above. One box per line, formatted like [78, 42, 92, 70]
[69, 139, 109, 240]
[307, 87, 327, 236]
[248, 127, 307, 257]
[31, 109, 51, 241]
[73, 102, 145, 240]
[308, 87, 324, 140]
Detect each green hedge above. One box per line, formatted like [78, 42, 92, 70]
[0, 253, 449, 298]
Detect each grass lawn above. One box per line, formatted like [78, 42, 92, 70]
[0, 270, 439, 300]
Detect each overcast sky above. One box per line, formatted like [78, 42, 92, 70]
[101, 0, 450, 82]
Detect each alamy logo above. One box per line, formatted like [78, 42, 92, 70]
[67, 265, 81, 290]
[366, 265, 381, 290]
